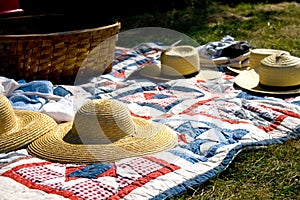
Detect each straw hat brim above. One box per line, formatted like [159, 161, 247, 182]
[139, 64, 188, 82]
[27, 117, 178, 164]
[234, 69, 300, 95]
[0, 110, 57, 153]
[195, 67, 222, 80]
[227, 66, 251, 74]
[139, 64, 221, 82]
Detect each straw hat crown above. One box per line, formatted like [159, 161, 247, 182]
[0, 94, 57, 153]
[0, 95, 19, 135]
[138, 45, 200, 82]
[259, 53, 300, 87]
[160, 45, 200, 77]
[66, 99, 137, 144]
[261, 53, 300, 68]
[249, 48, 290, 69]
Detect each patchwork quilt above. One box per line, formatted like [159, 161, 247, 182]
[0, 42, 300, 200]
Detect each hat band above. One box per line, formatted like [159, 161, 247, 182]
[159, 71, 199, 79]
[259, 65, 300, 87]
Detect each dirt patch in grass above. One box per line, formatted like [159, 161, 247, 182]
[258, 1, 299, 11]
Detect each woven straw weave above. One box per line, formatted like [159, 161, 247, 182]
[0, 14, 121, 84]
[259, 53, 300, 87]
[160, 45, 200, 77]
[249, 48, 290, 70]
[27, 99, 178, 163]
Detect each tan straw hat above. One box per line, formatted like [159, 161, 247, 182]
[139, 45, 200, 81]
[229, 48, 291, 74]
[249, 48, 290, 70]
[260, 53, 300, 87]
[27, 99, 178, 164]
[0, 94, 57, 153]
[234, 53, 300, 95]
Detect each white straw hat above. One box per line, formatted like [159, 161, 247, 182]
[260, 53, 300, 87]
[249, 48, 290, 70]
[139, 45, 200, 81]
[27, 99, 178, 164]
[0, 94, 57, 153]
[234, 53, 300, 95]
[229, 48, 291, 74]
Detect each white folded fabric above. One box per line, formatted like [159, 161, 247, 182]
[39, 94, 75, 123]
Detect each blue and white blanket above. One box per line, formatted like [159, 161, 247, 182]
[0, 42, 299, 200]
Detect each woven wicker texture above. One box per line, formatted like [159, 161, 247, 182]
[0, 94, 57, 153]
[27, 99, 178, 164]
[0, 14, 121, 84]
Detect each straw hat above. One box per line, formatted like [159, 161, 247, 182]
[27, 99, 178, 164]
[260, 53, 300, 87]
[228, 48, 291, 74]
[249, 48, 290, 70]
[0, 94, 57, 153]
[234, 53, 300, 95]
[139, 45, 200, 81]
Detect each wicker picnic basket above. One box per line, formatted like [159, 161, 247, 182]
[0, 14, 121, 84]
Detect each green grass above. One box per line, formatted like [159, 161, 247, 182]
[109, 1, 300, 199]
[111, 1, 300, 57]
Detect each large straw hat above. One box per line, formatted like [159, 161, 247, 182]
[139, 45, 200, 81]
[27, 99, 178, 164]
[234, 53, 300, 95]
[0, 94, 57, 153]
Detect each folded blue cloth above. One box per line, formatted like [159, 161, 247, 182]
[9, 95, 48, 111]
[53, 86, 73, 97]
[14, 80, 54, 94]
[9, 80, 54, 111]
